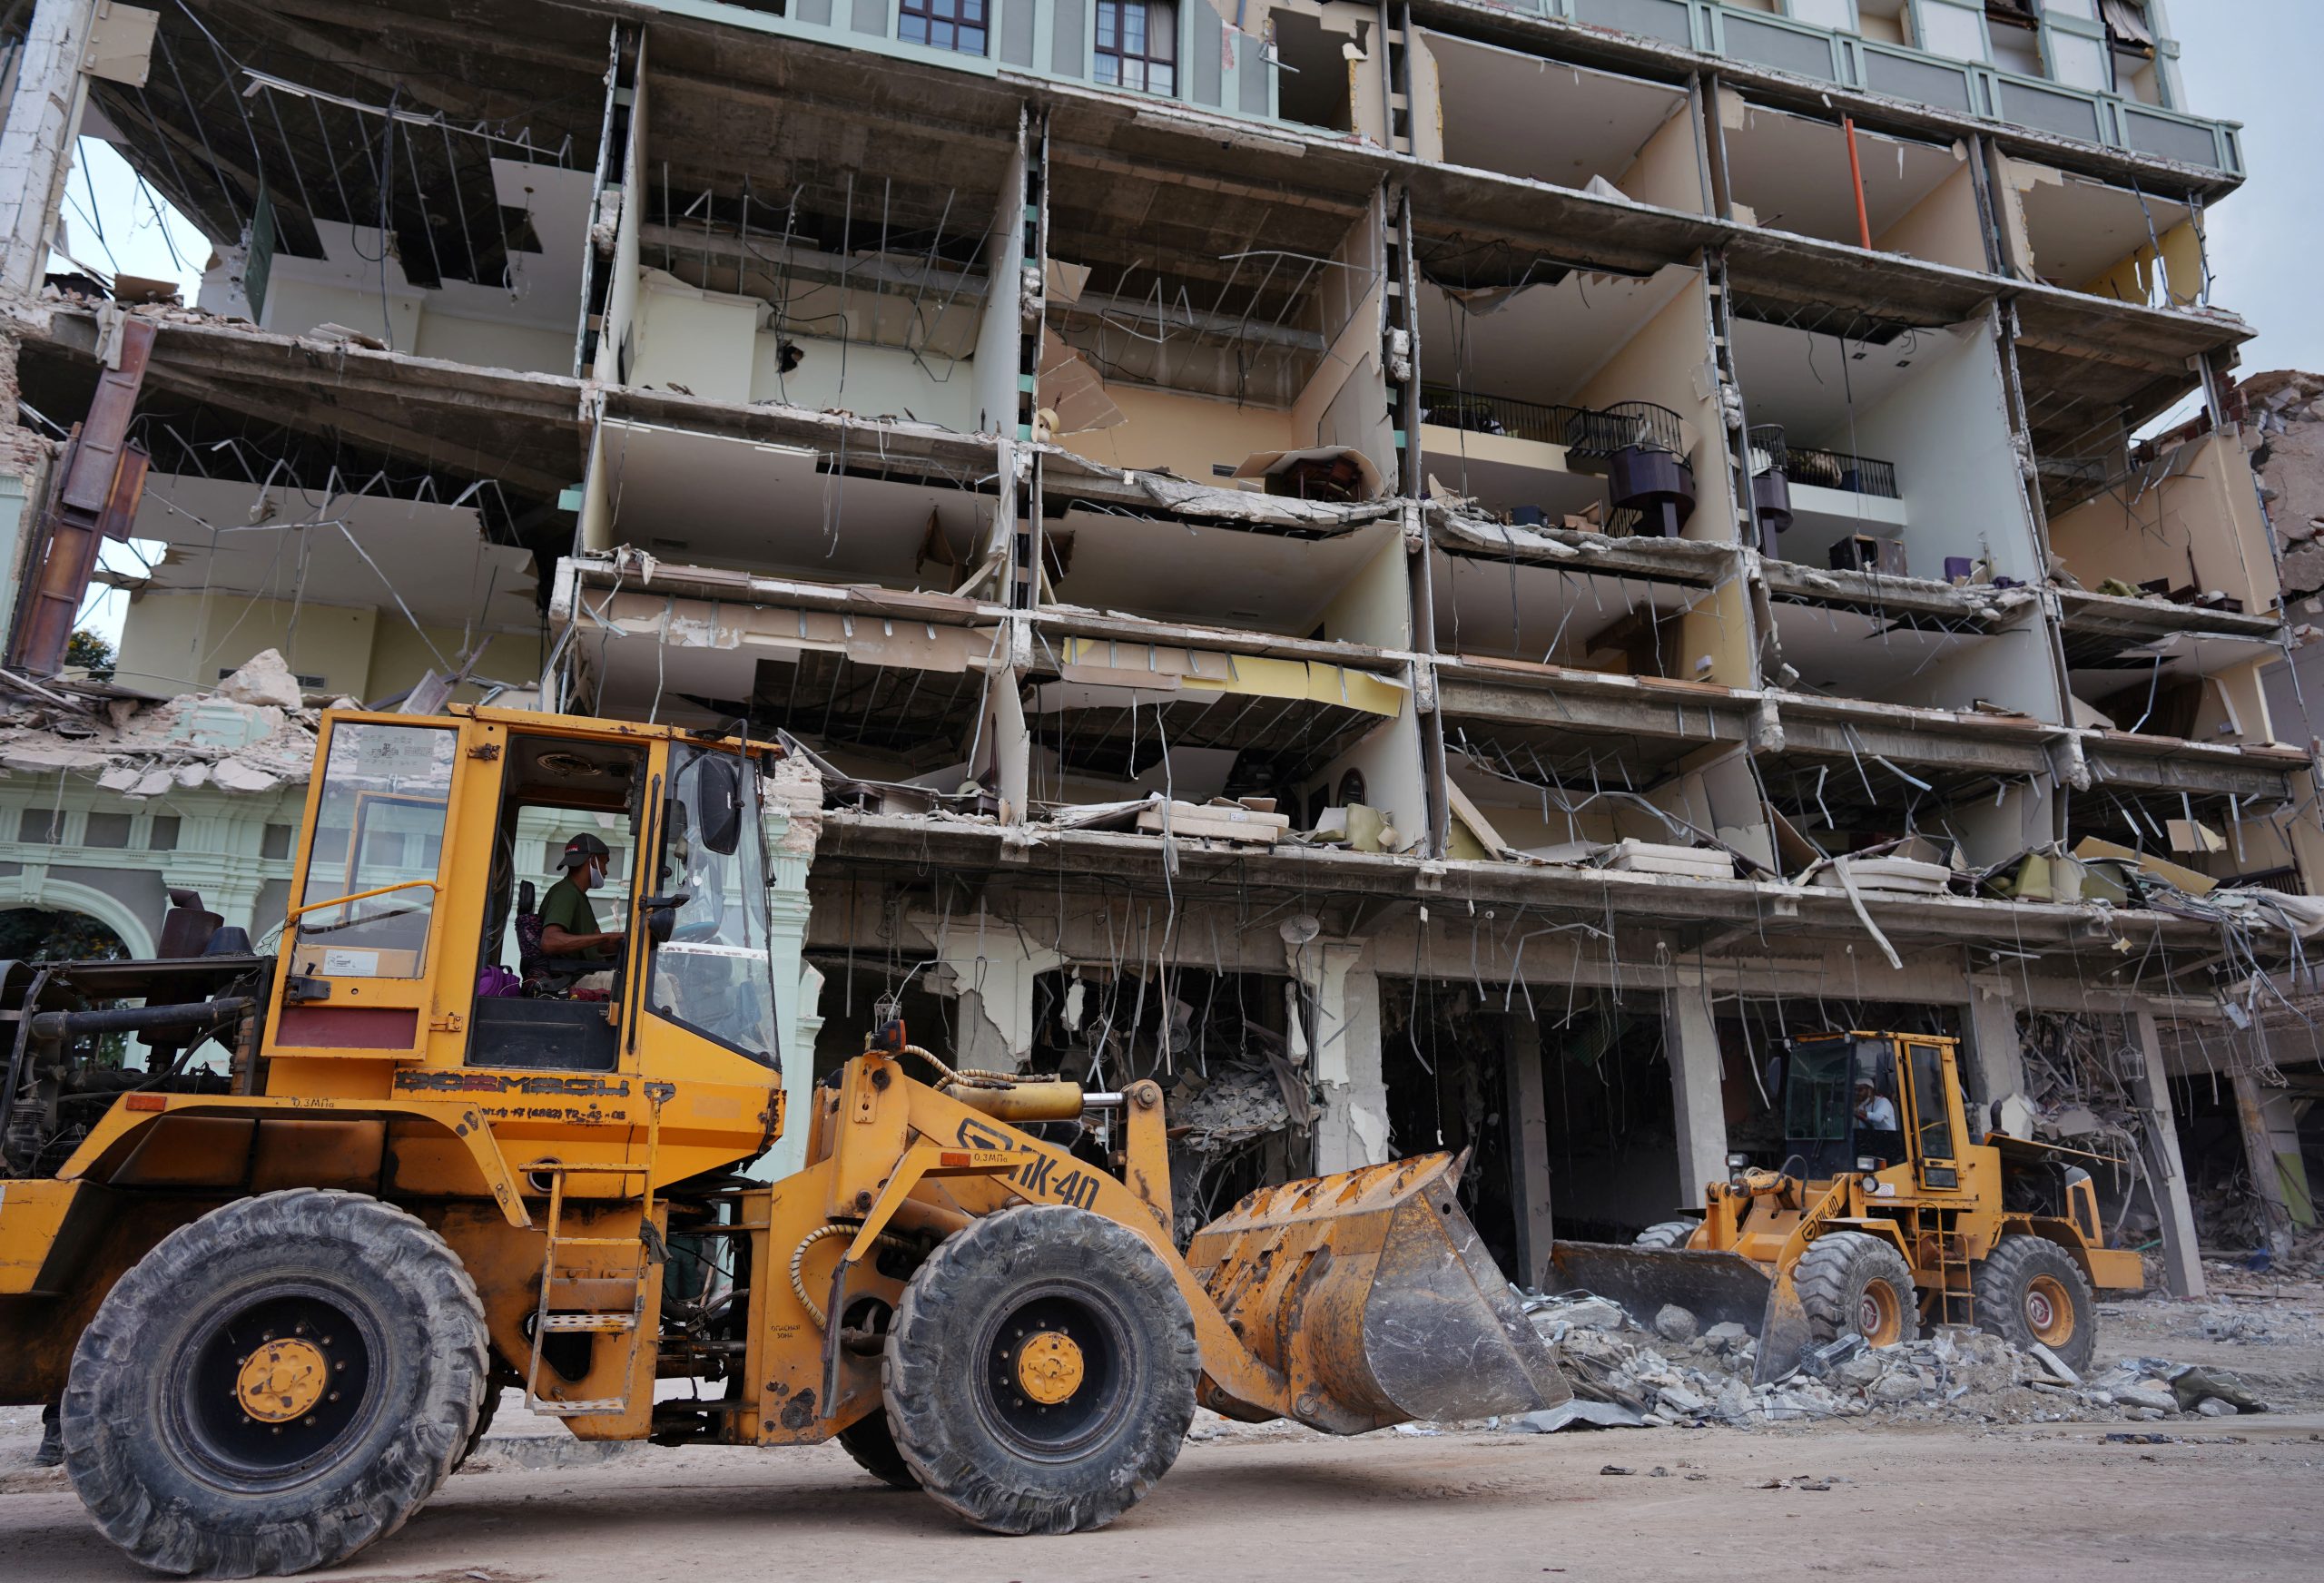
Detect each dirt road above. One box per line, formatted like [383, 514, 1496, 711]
[5, 1410, 2320, 1583]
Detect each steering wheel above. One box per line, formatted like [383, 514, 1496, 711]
[672, 919, 724, 944]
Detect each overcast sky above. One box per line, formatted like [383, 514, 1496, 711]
[2170, 0, 2324, 379]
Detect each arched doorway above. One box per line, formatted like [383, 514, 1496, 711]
[0, 906, 131, 962]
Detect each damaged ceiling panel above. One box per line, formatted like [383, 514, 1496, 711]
[122, 473, 538, 634]
[90, 0, 611, 282]
[591, 418, 999, 583]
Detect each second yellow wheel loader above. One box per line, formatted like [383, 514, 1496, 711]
[0, 704, 1568, 1578]
[1546, 1031, 2146, 1381]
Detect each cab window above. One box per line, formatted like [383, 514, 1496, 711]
[1906, 1043, 1956, 1161]
[290, 723, 456, 978]
[644, 744, 780, 1068]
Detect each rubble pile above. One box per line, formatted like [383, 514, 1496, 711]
[0, 651, 321, 796]
[1508, 1291, 2278, 1433]
[2252, 370, 2324, 602]
[1168, 1062, 1293, 1144]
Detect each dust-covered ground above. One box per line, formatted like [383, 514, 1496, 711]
[4, 1267, 2321, 1582]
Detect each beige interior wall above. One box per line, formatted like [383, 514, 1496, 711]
[113, 589, 540, 706]
[634, 271, 761, 403]
[1410, 32, 1444, 163]
[1301, 713, 1429, 850]
[369, 624, 547, 705]
[262, 278, 423, 351]
[1053, 386, 1299, 478]
[2194, 656, 2278, 747]
[1455, 785, 1625, 853]
[2046, 434, 2280, 613]
[1318, 535, 1411, 649]
[1620, 103, 1707, 213]
[1571, 276, 1733, 543]
[1872, 158, 1986, 271]
[1676, 575, 1757, 688]
[114, 592, 379, 699]
[1291, 198, 1386, 461]
[576, 422, 614, 555]
[1859, 9, 1907, 45]
[409, 314, 575, 376]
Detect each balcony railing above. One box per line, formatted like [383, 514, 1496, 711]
[1748, 425, 1899, 499]
[1420, 387, 1685, 457]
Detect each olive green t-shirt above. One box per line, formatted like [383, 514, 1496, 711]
[538, 874, 612, 959]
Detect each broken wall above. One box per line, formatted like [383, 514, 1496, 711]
[2047, 433, 2281, 615]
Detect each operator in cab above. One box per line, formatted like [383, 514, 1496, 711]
[540, 833, 625, 977]
[1854, 1077, 1899, 1132]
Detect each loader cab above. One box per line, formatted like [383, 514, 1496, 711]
[267, 710, 784, 1101]
[466, 733, 651, 1072]
[464, 730, 783, 1075]
[1780, 1035, 1905, 1181]
[1781, 1032, 1969, 1191]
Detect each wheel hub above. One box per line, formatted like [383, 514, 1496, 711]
[2025, 1274, 2072, 1344]
[1016, 1332, 1085, 1405]
[235, 1338, 330, 1423]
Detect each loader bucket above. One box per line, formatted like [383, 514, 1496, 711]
[1185, 1153, 1571, 1434]
[1542, 1241, 1808, 1385]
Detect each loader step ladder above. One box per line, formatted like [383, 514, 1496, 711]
[523, 1116, 662, 1419]
[1930, 1224, 1974, 1326]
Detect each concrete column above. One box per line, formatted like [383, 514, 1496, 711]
[920, 903, 1064, 1074]
[2132, 1012, 2207, 1299]
[1302, 942, 1388, 1174]
[1664, 973, 1728, 1210]
[1960, 977, 2026, 1126]
[0, 0, 98, 296]
[1502, 1014, 1554, 1289]
[2231, 1071, 2306, 1255]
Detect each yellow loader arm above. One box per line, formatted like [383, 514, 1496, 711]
[822, 1055, 1571, 1431]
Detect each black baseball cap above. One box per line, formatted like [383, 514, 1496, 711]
[559, 833, 611, 869]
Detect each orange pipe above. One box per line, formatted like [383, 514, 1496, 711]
[1843, 115, 1872, 250]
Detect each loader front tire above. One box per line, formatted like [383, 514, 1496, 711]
[1972, 1234, 2095, 1374]
[883, 1204, 1198, 1534]
[1633, 1220, 1699, 1252]
[61, 1188, 487, 1578]
[1794, 1230, 1919, 1349]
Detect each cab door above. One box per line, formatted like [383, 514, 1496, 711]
[265, 714, 478, 1081]
[1900, 1040, 1970, 1193]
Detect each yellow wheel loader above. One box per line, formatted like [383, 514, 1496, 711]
[1547, 1031, 2145, 1381]
[0, 706, 1568, 1578]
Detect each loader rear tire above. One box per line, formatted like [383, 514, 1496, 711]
[1633, 1220, 1699, 1252]
[836, 1408, 919, 1490]
[61, 1188, 487, 1578]
[1794, 1231, 1919, 1349]
[1972, 1234, 2095, 1374]
[883, 1203, 1198, 1535]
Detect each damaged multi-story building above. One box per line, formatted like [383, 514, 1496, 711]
[1, 0, 2317, 1290]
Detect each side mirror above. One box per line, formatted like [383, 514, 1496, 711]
[640, 892, 692, 945]
[695, 754, 743, 856]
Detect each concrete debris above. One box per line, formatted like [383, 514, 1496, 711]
[0, 651, 320, 795]
[1651, 1303, 1700, 1344]
[1510, 1288, 2270, 1431]
[1169, 1063, 1293, 1145]
[1504, 1400, 1648, 1432]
